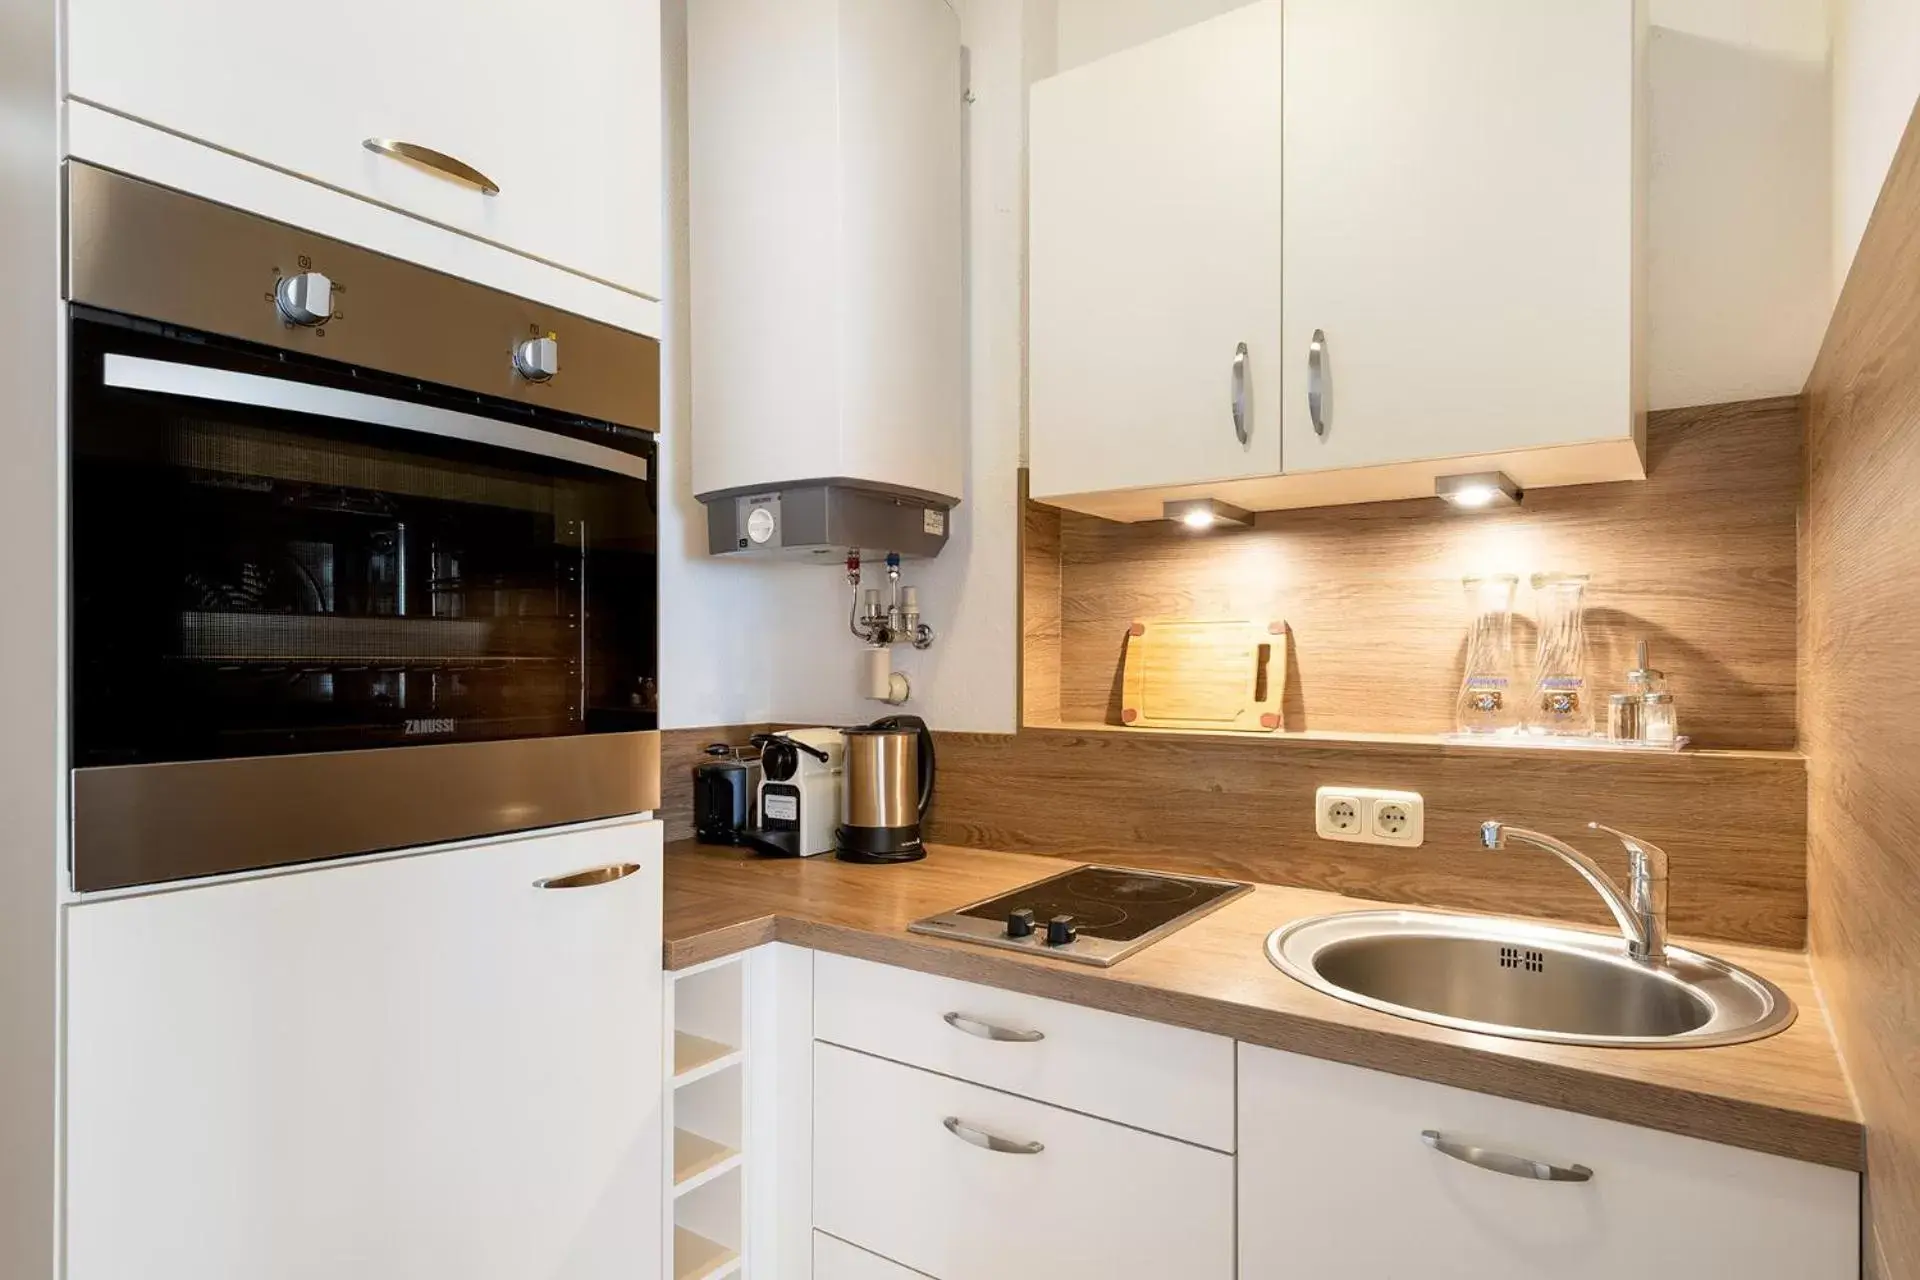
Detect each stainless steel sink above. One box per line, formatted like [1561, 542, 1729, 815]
[1265, 910, 1796, 1048]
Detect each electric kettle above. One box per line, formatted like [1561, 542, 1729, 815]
[836, 714, 936, 863]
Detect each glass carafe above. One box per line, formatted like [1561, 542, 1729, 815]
[1529, 572, 1594, 736]
[1456, 575, 1520, 734]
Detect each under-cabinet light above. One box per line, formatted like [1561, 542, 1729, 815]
[1163, 498, 1253, 531]
[1435, 471, 1523, 510]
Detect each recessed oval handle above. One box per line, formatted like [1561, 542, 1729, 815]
[1421, 1130, 1592, 1183]
[1231, 342, 1250, 446]
[363, 138, 500, 196]
[943, 1011, 1045, 1043]
[1307, 329, 1330, 438]
[534, 862, 641, 890]
[943, 1116, 1044, 1155]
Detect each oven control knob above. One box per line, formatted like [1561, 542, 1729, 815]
[1045, 914, 1078, 947]
[1005, 908, 1036, 939]
[274, 271, 333, 326]
[514, 334, 559, 382]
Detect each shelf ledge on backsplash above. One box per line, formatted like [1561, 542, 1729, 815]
[1021, 719, 1803, 763]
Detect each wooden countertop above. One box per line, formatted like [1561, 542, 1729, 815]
[663, 840, 1863, 1171]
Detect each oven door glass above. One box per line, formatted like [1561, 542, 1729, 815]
[70, 314, 658, 768]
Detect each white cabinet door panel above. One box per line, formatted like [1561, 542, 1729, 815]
[1238, 1043, 1857, 1279]
[814, 1042, 1232, 1280]
[815, 1231, 931, 1279]
[65, 0, 660, 298]
[1280, 0, 1636, 473]
[813, 951, 1234, 1150]
[1029, 0, 1284, 498]
[66, 819, 663, 1280]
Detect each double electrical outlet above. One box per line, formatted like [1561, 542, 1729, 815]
[1315, 786, 1426, 847]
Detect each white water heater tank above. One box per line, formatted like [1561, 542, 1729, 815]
[687, 0, 965, 549]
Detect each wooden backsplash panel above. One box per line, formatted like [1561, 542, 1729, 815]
[1042, 398, 1802, 749]
[928, 727, 1807, 949]
[1803, 93, 1920, 1280]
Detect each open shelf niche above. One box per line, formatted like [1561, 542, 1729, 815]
[668, 955, 747, 1279]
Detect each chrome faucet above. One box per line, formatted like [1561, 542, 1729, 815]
[1480, 820, 1669, 964]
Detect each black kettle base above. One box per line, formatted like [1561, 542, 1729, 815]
[835, 824, 927, 864]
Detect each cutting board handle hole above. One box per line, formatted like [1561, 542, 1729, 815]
[1254, 643, 1272, 703]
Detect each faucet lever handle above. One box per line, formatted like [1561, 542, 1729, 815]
[1584, 822, 1669, 879]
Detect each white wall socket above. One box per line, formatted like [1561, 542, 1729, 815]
[1314, 786, 1426, 847]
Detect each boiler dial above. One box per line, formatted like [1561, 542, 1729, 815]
[274, 271, 333, 326]
[746, 506, 777, 545]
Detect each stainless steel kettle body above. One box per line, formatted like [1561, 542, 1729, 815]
[837, 715, 935, 863]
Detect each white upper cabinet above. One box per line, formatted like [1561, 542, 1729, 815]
[1029, 0, 1285, 499]
[65, 0, 662, 304]
[1281, 0, 1639, 475]
[1028, 0, 1645, 520]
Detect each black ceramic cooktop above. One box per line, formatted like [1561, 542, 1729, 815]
[956, 865, 1247, 941]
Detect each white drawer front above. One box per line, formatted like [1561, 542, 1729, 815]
[815, 1231, 930, 1279]
[815, 1043, 1232, 1280]
[1238, 1044, 1860, 1279]
[814, 952, 1234, 1149]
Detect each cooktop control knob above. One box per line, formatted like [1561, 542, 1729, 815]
[1005, 908, 1036, 939]
[1045, 914, 1078, 947]
[514, 334, 559, 382]
[274, 271, 333, 327]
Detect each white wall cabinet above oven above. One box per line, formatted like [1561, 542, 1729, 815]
[1028, 0, 1646, 521]
[66, 819, 664, 1280]
[65, 0, 662, 314]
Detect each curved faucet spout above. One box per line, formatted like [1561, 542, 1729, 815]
[1481, 820, 1665, 963]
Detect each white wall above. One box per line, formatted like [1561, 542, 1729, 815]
[660, 0, 785, 729]
[1644, 0, 1832, 406]
[1829, 0, 1920, 294]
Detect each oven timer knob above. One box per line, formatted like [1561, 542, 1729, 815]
[274, 271, 334, 327]
[514, 334, 559, 382]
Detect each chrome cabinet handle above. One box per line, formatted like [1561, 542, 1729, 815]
[1307, 329, 1329, 437]
[534, 862, 641, 890]
[1231, 342, 1250, 445]
[363, 138, 501, 195]
[943, 1011, 1045, 1043]
[1422, 1130, 1593, 1183]
[944, 1116, 1044, 1155]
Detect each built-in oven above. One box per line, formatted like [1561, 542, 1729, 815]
[64, 164, 662, 892]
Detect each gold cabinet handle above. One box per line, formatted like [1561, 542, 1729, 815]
[534, 863, 641, 890]
[363, 138, 500, 195]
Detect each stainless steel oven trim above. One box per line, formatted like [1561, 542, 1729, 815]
[103, 354, 651, 481]
[71, 730, 662, 893]
[66, 162, 660, 430]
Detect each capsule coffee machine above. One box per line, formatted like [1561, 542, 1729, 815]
[739, 728, 845, 857]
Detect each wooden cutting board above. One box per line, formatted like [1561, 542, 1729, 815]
[1120, 618, 1287, 732]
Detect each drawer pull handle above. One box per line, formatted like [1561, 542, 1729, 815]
[943, 1011, 1045, 1042]
[1421, 1130, 1592, 1183]
[1307, 328, 1330, 437]
[363, 138, 501, 196]
[534, 862, 641, 890]
[1231, 341, 1250, 445]
[944, 1116, 1044, 1155]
